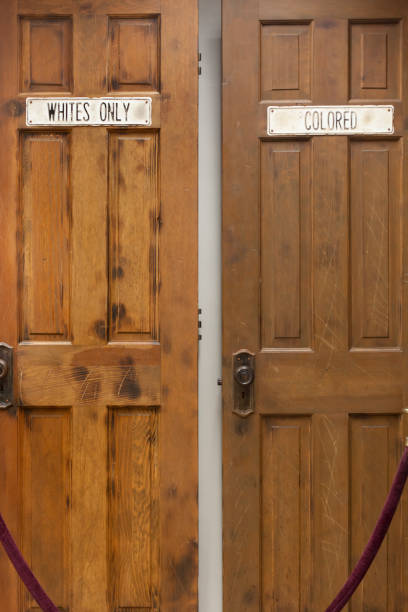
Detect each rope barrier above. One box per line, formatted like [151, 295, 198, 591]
[325, 443, 408, 612]
[0, 512, 58, 612]
[1, 443, 408, 612]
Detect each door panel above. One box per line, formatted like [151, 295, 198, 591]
[0, 1, 197, 610]
[223, 1, 408, 610]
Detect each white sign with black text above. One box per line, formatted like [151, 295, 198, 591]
[26, 97, 152, 126]
[267, 105, 394, 136]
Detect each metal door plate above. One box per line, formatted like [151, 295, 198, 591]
[233, 350, 255, 417]
[0, 343, 13, 409]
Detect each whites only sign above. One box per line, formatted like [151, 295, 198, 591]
[267, 105, 394, 136]
[26, 97, 152, 126]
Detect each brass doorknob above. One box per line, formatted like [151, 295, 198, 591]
[234, 364, 254, 386]
[0, 358, 8, 379]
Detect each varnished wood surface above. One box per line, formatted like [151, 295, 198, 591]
[17, 345, 161, 406]
[223, 0, 408, 610]
[0, 0, 198, 610]
[0, 0, 19, 609]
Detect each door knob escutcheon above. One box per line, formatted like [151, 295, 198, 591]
[0, 358, 8, 379]
[0, 343, 13, 409]
[232, 350, 255, 417]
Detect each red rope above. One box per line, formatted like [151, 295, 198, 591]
[0, 512, 59, 612]
[325, 446, 408, 612]
[1, 447, 407, 612]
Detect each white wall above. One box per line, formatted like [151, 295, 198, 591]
[198, 0, 222, 610]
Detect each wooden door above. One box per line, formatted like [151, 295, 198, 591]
[0, 1, 197, 610]
[223, 0, 408, 610]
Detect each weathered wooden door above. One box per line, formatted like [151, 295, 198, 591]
[0, 1, 197, 610]
[223, 0, 408, 610]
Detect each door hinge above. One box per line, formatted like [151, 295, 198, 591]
[198, 52, 202, 76]
[198, 308, 202, 340]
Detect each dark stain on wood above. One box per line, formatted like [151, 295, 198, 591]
[117, 372, 140, 398]
[243, 586, 256, 605]
[147, 428, 157, 444]
[181, 349, 192, 366]
[111, 302, 126, 324]
[163, 337, 171, 354]
[23, 325, 29, 341]
[72, 365, 89, 381]
[111, 265, 124, 280]
[7, 405, 17, 418]
[320, 19, 336, 29]
[118, 170, 126, 188]
[115, 358, 141, 399]
[93, 319, 106, 339]
[170, 541, 197, 600]
[234, 419, 249, 436]
[23, 410, 32, 429]
[5, 99, 24, 117]
[120, 355, 133, 366]
[80, 378, 101, 402]
[110, 409, 115, 429]
[168, 485, 178, 498]
[162, 384, 169, 398]
[110, 421, 116, 461]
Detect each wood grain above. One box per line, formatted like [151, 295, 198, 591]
[159, 0, 198, 606]
[1, 0, 198, 610]
[259, 0, 408, 19]
[0, 1, 19, 608]
[109, 17, 160, 92]
[261, 416, 311, 610]
[223, 0, 260, 607]
[261, 140, 312, 349]
[71, 403, 108, 611]
[350, 139, 402, 349]
[71, 128, 108, 346]
[20, 409, 71, 609]
[350, 415, 402, 611]
[20, 17, 73, 92]
[108, 408, 159, 609]
[20, 132, 71, 342]
[313, 414, 349, 610]
[17, 345, 160, 406]
[350, 22, 401, 101]
[223, 0, 408, 610]
[109, 131, 159, 342]
[260, 23, 312, 101]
